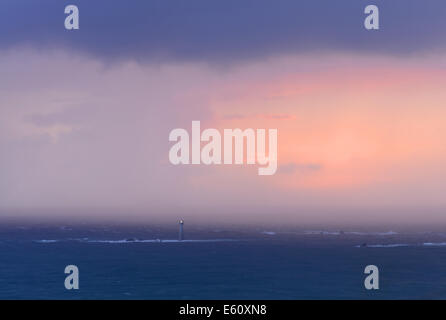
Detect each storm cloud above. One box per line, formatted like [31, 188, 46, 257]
[1, 0, 445, 64]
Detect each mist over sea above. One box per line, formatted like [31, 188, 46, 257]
[1, 222, 446, 299]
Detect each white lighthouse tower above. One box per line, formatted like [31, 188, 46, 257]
[179, 220, 184, 241]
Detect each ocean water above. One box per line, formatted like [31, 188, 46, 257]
[1, 223, 446, 299]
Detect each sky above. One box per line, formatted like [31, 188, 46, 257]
[1, 1, 446, 225]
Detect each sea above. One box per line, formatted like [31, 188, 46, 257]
[1, 222, 446, 299]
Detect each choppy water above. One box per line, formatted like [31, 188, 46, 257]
[1, 223, 446, 299]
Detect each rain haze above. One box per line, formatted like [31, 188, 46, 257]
[1, 0, 446, 227]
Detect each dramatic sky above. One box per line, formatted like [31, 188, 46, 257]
[1, 1, 446, 224]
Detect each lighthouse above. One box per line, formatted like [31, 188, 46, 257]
[179, 220, 184, 241]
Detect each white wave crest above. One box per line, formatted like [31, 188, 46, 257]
[423, 242, 446, 246]
[34, 238, 239, 244]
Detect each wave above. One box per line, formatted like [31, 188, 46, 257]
[356, 242, 446, 248]
[347, 231, 398, 236]
[278, 230, 399, 236]
[33, 238, 239, 244]
[85, 239, 238, 243]
[423, 242, 446, 247]
[303, 230, 342, 235]
[355, 243, 410, 248]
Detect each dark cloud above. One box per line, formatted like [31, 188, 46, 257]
[0, 0, 445, 63]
